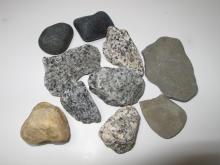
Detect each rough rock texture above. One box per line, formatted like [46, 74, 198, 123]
[139, 95, 187, 139]
[43, 44, 101, 96]
[142, 37, 198, 102]
[74, 11, 114, 42]
[20, 102, 70, 145]
[88, 67, 145, 106]
[103, 26, 144, 76]
[99, 106, 140, 154]
[39, 23, 73, 55]
[60, 81, 101, 124]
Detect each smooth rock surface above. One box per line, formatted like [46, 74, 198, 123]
[60, 81, 101, 124]
[43, 44, 101, 96]
[88, 67, 145, 106]
[103, 26, 144, 76]
[99, 106, 140, 154]
[20, 102, 70, 145]
[142, 37, 198, 102]
[39, 23, 73, 55]
[139, 95, 187, 139]
[74, 11, 114, 42]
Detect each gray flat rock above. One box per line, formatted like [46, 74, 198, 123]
[139, 95, 187, 139]
[43, 44, 101, 96]
[88, 67, 145, 106]
[60, 81, 101, 124]
[99, 106, 140, 154]
[103, 26, 144, 76]
[142, 37, 198, 102]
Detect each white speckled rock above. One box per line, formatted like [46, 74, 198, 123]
[103, 26, 144, 76]
[99, 106, 140, 154]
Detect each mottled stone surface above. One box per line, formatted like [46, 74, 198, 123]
[43, 44, 101, 96]
[60, 81, 101, 124]
[99, 106, 140, 154]
[103, 26, 144, 76]
[142, 37, 198, 102]
[88, 67, 145, 106]
[39, 23, 73, 55]
[74, 11, 114, 42]
[139, 95, 187, 139]
[20, 102, 70, 145]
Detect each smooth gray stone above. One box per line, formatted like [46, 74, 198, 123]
[60, 81, 101, 124]
[88, 67, 145, 106]
[142, 37, 198, 102]
[139, 95, 187, 139]
[43, 44, 101, 96]
[99, 106, 140, 154]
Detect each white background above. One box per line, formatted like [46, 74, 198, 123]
[0, 0, 220, 165]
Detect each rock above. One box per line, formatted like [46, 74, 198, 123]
[60, 81, 101, 124]
[103, 26, 144, 76]
[88, 67, 145, 106]
[38, 23, 73, 55]
[139, 95, 187, 139]
[99, 106, 140, 154]
[74, 11, 114, 42]
[43, 44, 101, 96]
[142, 37, 198, 102]
[20, 102, 70, 145]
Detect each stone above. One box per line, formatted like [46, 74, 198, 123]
[74, 11, 114, 42]
[103, 26, 144, 76]
[38, 23, 73, 55]
[60, 81, 101, 124]
[142, 37, 198, 102]
[99, 106, 140, 154]
[139, 95, 187, 139]
[88, 67, 145, 106]
[43, 44, 101, 97]
[20, 102, 70, 145]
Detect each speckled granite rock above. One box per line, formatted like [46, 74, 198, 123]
[103, 26, 144, 76]
[88, 67, 145, 106]
[20, 102, 70, 145]
[99, 106, 140, 154]
[39, 23, 73, 55]
[74, 11, 114, 42]
[60, 81, 101, 124]
[139, 95, 187, 139]
[43, 44, 101, 97]
[142, 37, 198, 102]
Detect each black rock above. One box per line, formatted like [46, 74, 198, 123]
[74, 11, 114, 42]
[39, 23, 73, 55]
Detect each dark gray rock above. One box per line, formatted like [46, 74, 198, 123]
[39, 23, 73, 55]
[74, 11, 114, 42]
[139, 95, 187, 139]
[142, 37, 198, 102]
[88, 67, 145, 106]
[60, 81, 101, 124]
[43, 44, 101, 97]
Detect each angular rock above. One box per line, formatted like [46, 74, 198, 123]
[88, 67, 145, 106]
[74, 11, 114, 42]
[20, 102, 70, 145]
[60, 81, 101, 124]
[142, 37, 198, 102]
[43, 44, 101, 96]
[139, 95, 187, 139]
[99, 106, 140, 154]
[103, 26, 144, 76]
[38, 23, 73, 55]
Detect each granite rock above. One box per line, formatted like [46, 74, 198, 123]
[142, 37, 198, 102]
[99, 106, 140, 154]
[20, 102, 70, 145]
[139, 95, 187, 139]
[88, 67, 145, 106]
